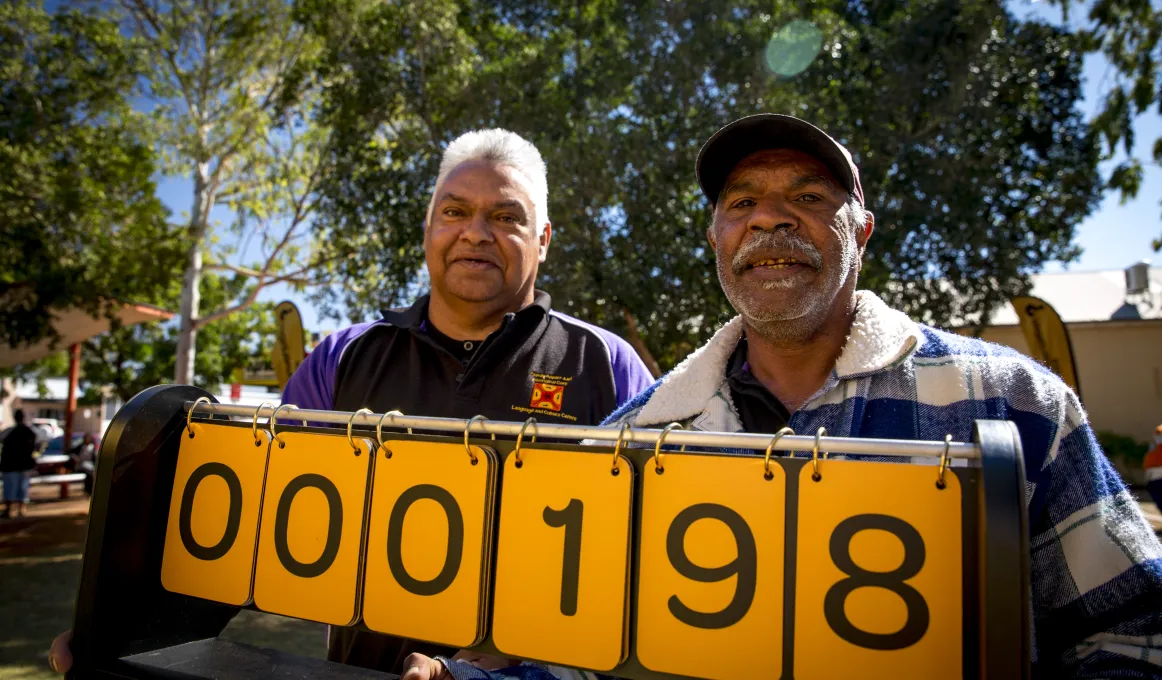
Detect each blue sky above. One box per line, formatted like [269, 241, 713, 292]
[154, 3, 1162, 333]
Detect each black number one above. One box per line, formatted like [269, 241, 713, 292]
[178, 462, 243, 560]
[543, 499, 583, 616]
[824, 514, 930, 650]
[666, 503, 757, 629]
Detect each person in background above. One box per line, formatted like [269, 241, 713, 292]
[1143, 425, 1162, 510]
[1, 409, 38, 519]
[47, 128, 654, 677]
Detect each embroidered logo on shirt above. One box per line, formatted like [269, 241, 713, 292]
[530, 383, 565, 411]
[511, 372, 577, 421]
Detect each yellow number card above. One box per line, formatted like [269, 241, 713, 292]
[636, 454, 785, 680]
[253, 432, 373, 626]
[794, 461, 962, 679]
[492, 447, 634, 671]
[161, 423, 270, 606]
[361, 441, 497, 647]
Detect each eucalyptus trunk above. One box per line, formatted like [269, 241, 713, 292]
[173, 166, 210, 384]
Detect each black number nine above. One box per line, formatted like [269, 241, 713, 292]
[666, 503, 757, 629]
[824, 514, 930, 650]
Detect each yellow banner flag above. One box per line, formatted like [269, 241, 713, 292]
[272, 301, 305, 389]
[1010, 296, 1082, 399]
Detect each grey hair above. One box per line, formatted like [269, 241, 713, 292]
[844, 196, 868, 232]
[425, 129, 549, 235]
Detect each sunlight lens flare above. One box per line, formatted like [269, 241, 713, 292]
[765, 20, 823, 77]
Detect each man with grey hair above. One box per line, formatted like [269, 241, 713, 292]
[47, 128, 653, 677]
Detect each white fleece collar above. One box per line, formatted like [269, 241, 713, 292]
[634, 291, 924, 425]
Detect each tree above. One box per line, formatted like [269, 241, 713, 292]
[80, 273, 276, 402]
[0, 1, 184, 350]
[1049, 0, 1162, 250]
[301, 0, 1102, 372]
[96, 0, 334, 385]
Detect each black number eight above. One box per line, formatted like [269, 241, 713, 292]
[823, 514, 930, 650]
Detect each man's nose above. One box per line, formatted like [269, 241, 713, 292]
[460, 212, 495, 244]
[748, 199, 796, 232]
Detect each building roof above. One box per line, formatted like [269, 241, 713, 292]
[988, 266, 1162, 326]
[1, 302, 173, 368]
[13, 378, 72, 401]
[13, 380, 279, 407]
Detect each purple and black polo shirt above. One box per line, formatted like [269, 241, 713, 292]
[280, 290, 653, 673]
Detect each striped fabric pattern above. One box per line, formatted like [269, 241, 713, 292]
[603, 291, 1162, 678]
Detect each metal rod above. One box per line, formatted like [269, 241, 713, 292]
[188, 402, 980, 459]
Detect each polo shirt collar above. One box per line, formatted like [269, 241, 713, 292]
[379, 290, 552, 330]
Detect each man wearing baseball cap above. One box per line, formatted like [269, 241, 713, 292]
[604, 114, 1162, 677]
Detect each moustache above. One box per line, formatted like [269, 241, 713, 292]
[730, 231, 824, 276]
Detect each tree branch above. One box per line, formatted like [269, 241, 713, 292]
[204, 261, 264, 278]
[194, 252, 340, 330]
[193, 289, 263, 329]
[621, 307, 662, 378]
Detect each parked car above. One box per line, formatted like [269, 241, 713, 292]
[35, 434, 85, 474]
[31, 418, 64, 439]
[33, 434, 98, 493]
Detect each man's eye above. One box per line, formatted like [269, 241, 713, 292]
[443, 207, 464, 217]
[796, 194, 822, 203]
[730, 198, 756, 209]
[495, 214, 518, 223]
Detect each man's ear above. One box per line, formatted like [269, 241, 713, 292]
[858, 210, 875, 249]
[538, 222, 552, 263]
[706, 225, 716, 250]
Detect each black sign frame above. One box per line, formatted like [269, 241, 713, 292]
[66, 385, 1029, 680]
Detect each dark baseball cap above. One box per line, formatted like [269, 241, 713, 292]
[695, 113, 864, 207]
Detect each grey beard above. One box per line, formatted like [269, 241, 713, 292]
[730, 230, 823, 278]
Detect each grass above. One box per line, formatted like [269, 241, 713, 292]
[0, 511, 86, 680]
[0, 493, 324, 680]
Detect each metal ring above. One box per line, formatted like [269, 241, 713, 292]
[812, 427, 827, 480]
[464, 415, 486, 464]
[515, 416, 536, 469]
[612, 422, 632, 475]
[269, 404, 298, 448]
[348, 408, 373, 453]
[652, 422, 684, 473]
[251, 401, 275, 446]
[763, 427, 795, 479]
[187, 397, 211, 438]
[937, 434, 952, 488]
[376, 410, 405, 448]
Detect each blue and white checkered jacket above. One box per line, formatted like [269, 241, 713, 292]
[599, 290, 1162, 678]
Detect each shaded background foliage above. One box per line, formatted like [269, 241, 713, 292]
[300, 0, 1103, 371]
[0, 2, 186, 350]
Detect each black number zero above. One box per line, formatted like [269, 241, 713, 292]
[274, 473, 344, 578]
[387, 484, 464, 596]
[178, 462, 243, 561]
